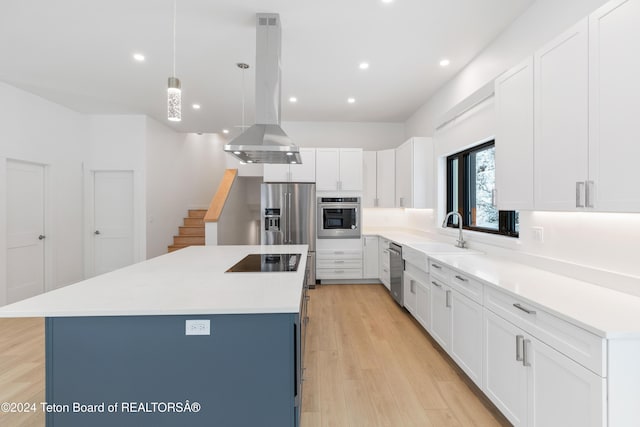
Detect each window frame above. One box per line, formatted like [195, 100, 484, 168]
[446, 140, 519, 238]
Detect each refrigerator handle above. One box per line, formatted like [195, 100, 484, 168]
[287, 192, 292, 244]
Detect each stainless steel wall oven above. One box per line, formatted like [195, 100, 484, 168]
[317, 197, 361, 239]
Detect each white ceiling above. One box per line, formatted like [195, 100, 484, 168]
[0, 0, 534, 136]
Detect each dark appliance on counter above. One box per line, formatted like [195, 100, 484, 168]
[317, 197, 361, 239]
[389, 242, 404, 305]
[261, 183, 316, 286]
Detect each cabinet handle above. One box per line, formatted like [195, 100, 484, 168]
[431, 281, 442, 288]
[454, 275, 468, 282]
[491, 189, 497, 208]
[334, 260, 345, 264]
[399, 197, 404, 207]
[576, 181, 585, 208]
[523, 339, 531, 367]
[334, 270, 345, 274]
[445, 290, 451, 308]
[432, 264, 442, 270]
[513, 303, 536, 315]
[383, 268, 389, 273]
[410, 280, 416, 294]
[586, 180, 594, 208]
[516, 335, 524, 362]
[334, 251, 344, 255]
[374, 198, 379, 207]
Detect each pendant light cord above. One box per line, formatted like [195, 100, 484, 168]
[172, 0, 177, 76]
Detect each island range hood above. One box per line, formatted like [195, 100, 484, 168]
[224, 13, 301, 165]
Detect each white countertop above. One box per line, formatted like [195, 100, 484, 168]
[0, 245, 308, 317]
[365, 227, 640, 339]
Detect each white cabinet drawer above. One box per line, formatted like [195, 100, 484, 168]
[318, 259, 362, 269]
[403, 246, 429, 274]
[449, 271, 483, 304]
[317, 268, 363, 280]
[317, 249, 362, 260]
[484, 286, 605, 376]
[429, 259, 450, 282]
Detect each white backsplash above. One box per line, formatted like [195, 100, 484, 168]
[363, 207, 640, 296]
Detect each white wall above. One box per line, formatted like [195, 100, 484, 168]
[217, 177, 262, 246]
[405, 0, 609, 137]
[145, 127, 228, 258]
[282, 121, 405, 150]
[0, 82, 87, 305]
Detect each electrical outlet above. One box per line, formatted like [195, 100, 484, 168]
[531, 227, 544, 243]
[185, 320, 211, 336]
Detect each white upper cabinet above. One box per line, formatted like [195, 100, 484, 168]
[315, 148, 363, 191]
[263, 148, 316, 183]
[363, 151, 377, 208]
[495, 57, 534, 211]
[534, 19, 589, 211]
[376, 149, 395, 208]
[363, 149, 395, 208]
[339, 148, 363, 191]
[589, 0, 640, 212]
[395, 137, 433, 208]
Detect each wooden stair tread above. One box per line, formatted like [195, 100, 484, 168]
[188, 209, 208, 219]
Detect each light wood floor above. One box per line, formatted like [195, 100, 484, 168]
[301, 284, 510, 427]
[0, 284, 510, 427]
[0, 317, 45, 427]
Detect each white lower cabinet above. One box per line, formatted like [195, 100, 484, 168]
[450, 290, 483, 387]
[429, 274, 483, 387]
[429, 277, 451, 350]
[403, 270, 418, 315]
[379, 238, 391, 290]
[362, 236, 379, 279]
[415, 277, 430, 331]
[484, 309, 605, 427]
[316, 240, 363, 280]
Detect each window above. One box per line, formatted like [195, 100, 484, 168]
[446, 140, 519, 237]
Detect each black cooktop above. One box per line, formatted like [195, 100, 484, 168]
[225, 253, 301, 273]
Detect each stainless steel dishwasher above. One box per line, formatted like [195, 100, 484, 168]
[389, 242, 403, 306]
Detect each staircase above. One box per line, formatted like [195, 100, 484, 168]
[168, 209, 207, 253]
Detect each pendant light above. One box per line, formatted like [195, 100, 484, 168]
[167, 0, 181, 122]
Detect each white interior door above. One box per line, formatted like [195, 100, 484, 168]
[93, 171, 134, 276]
[6, 160, 45, 303]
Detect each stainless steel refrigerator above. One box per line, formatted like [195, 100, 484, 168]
[261, 183, 316, 287]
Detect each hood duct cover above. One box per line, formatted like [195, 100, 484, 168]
[224, 13, 301, 165]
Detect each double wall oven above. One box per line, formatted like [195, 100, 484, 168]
[317, 197, 361, 239]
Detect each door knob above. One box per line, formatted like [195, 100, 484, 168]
[38, 235, 46, 240]
[94, 230, 101, 235]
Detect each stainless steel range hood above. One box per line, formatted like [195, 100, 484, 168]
[224, 13, 301, 165]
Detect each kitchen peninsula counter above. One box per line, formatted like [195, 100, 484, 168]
[0, 245, 308, 318]
[0, 245, 308, 427]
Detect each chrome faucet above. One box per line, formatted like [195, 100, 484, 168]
[442, 211, 467, 249]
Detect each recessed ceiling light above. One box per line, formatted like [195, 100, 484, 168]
[247, 160, 254, 164]
[233, 151, 241, 155]
[192, 104, 201, 110]
[359, 62, 369, 70]
[289, 96, 298, 103]
[286, 152, 293, 156]
[291, 161, 297, 164]
[381, 0, 394, 3]
[223, 129, 230, 134]
[347, 97, 356, 104]
[133, 53, 145, 62]
[439, 58, 451, 67]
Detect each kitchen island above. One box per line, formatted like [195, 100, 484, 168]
[0, 245, 309, 427]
